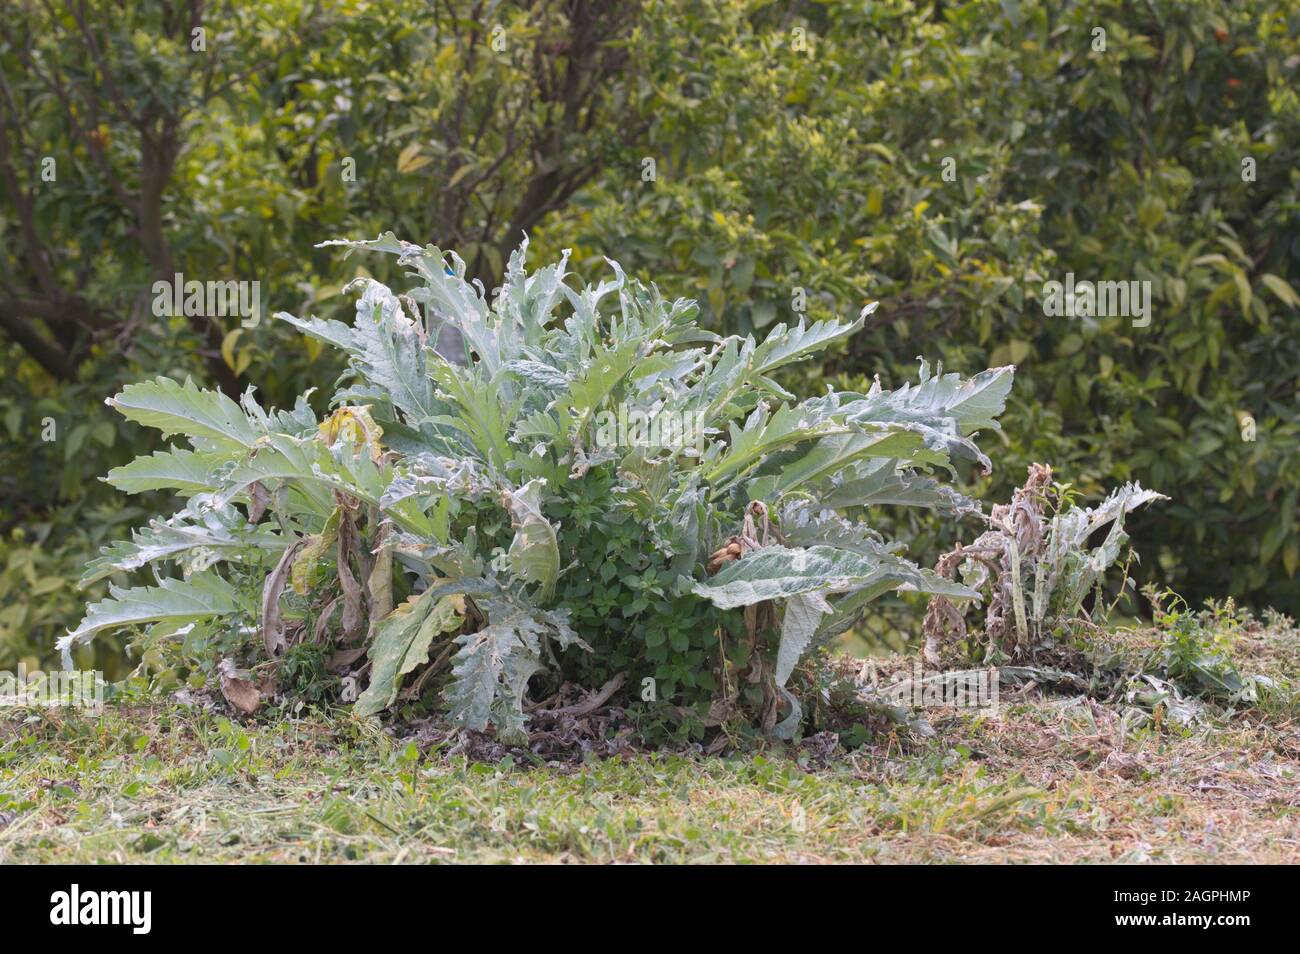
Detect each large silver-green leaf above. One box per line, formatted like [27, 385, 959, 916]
[60, 573, 243, 667]
[692, 545, 977, 609]
[427, 361, 517, 468]
[104, 447, 233, 496]
[503, 479, 560, 599]
[704, 402, 846, 492]
[1046, 481, 1168, 617]
[107, 377, 259, 450]
[80, 505, 287, 586]
[833, 361, 1016, 471]
[279, 279, 440, 425]
[683, 335, 757, 427]
[819, 459, 980, 516]
[495, 237, 571, 353]
[318, 233, 520, 375]
[354, 590, 465, 717]
[446, 608, 545, 743]
[745, 428, 929, 503]
[890, 359, 1017, 433]
[445, 596, 583, 742]
[775, 591, 832, 688]
[1055, 481, 1168, 550]
[751, 310, 867, 377]
[563, 336, 642, 420]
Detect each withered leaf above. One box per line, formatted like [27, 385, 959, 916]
[246, 481, 272, 524]
[262, 538, 306, 657]
[337, 509, 365, 641]
[367, 521, 393, 621]
[327, 646, 367, 673]
[218, 659, 261, 714]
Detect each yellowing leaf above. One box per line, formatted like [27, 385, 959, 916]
[866, 187, 883, 217]
[447, 162, 477, 188]
[318, 405, 384, 462]
[1283, 540, 1298, 578]
[1260, 273, 1299, 308]
[1233, 270, 1252, 315]
[291, 508, 341, 596]
[865, 143, 896, 163]
[397, 143, 432, 173]
[221, 329, 243, 372]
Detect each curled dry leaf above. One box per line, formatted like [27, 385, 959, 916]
[367, 521, 394, 620]
[218, 658, 261, 714]
[708, 538, 743, 574]
[246, 480, 272, 524]
[336, 508, 365, 641]
[313, 595, 341, 643]
[327, 646, 367, 673]
[262, 538, 306, 657]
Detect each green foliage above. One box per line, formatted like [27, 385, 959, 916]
[71, 236, 1011, 741]
[547, 0, 1300, 614]
[0, 523, 123, 675]
[551, 473, 722, 706]
[276, 642, 336, 708]
[4, 0, 1299, 679]
[1144, 591, 1283, 707]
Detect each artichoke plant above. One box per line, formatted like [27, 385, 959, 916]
[69, 234, 1014, 741]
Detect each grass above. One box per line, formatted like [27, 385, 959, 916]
[2, 611, 1298, 864]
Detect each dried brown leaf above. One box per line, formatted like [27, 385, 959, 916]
[262, 539, 306, 657]
[218, 659, 261, 714]
[337, 510, 365, 641]
[246, 480, 272, 524]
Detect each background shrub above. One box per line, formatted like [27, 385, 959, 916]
[2, 0, 1296, 673]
